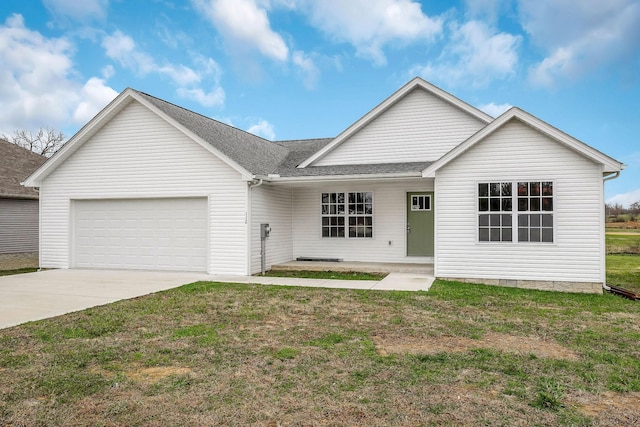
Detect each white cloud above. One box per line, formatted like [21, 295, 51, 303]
[43, 0, 108, 22]
[607, 188, 640, 208]
[299, 0, 442, 65]
[101, 30, 225, 107]
[72, 77, 119, 123]
[520, 0, 640, 87]
[192, 0, 288, 61]
[464, 0, 510, 24]
[411, 20, 520, 87]
[479, 102, 512, 117]
[0, 14, 116, 136]
[102, 30, 155, 74]
[292, 50, 319, 89]
[177, 87, 225, 107]
[247, 119, 276, 140]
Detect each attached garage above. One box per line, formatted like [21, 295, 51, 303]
[72, 198, 208, 272]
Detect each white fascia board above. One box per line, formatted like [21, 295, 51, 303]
[130, 92, 254, 180]
[422, 107, 624, 177]
[23, 89, 137, 187]
[298, 77, 493, 169]
[262, 171, 423, 184]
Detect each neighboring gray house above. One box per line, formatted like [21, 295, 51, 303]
[0, 139, 47, 256]
[23, 78, 624, 293]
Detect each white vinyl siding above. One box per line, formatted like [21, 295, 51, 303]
[292, 179, 433, 263]
[436, 119, 604, 283]
[73, 198, 207, 271]
[39, 100, 248, 275]
[250, 184, 293, 274]
[315, 88, 486, 166]
[0, 199, 39, 254]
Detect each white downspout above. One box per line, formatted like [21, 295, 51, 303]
[602, 171, 621, 291]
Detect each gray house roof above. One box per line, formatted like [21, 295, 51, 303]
[273, 138, 431, 176]
[0, 139, 46, 199]
[134, 92, 432, 179]
[135, 90, 290, 176]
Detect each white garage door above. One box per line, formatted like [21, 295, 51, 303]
[73, 198, 207, 272]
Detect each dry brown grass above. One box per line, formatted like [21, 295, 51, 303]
[373, 331, 580, 360]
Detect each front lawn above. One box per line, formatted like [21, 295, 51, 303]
[0, 268, 38, 277]
[1, 280, 639, 426]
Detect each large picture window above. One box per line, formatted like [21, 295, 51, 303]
[478, 181, 553, 243]
[322, 192, 373, 238]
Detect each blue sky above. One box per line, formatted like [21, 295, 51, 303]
[1, 0, 639, 205]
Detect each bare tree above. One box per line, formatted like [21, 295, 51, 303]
[630, 201, 640, 213]
[2, 127, 66, 157]
[605, 202, 625, 217]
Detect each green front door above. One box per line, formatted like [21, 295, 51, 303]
[406, 192, 434, 256]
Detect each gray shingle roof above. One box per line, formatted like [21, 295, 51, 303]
[0, 139, 47, 199]
[134, 91, 432, 179]
[273, 139, 430, 176]
[135, 90, 289, 176]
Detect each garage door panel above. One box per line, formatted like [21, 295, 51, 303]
[73, 198, 207, 272]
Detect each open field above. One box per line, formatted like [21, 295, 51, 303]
[606, 232, 640, 255]
[605, 231, 640, 294]
[1, 279, 639, 426]
[606, 221, 640, 231]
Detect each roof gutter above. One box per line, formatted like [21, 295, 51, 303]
[259, 171, 424, 184]
[603, 171, 620, 182]
[248, 178, 264, 188]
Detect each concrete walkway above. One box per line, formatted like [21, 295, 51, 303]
[209, 272, 435, 291]
[0, 270, 434, 329]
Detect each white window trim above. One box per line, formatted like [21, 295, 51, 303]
[321, 190, 374, 239]
[476, 180, 556, 244]
[411, 194, 432, 211]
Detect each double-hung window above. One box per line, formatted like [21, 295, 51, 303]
[322, 192, 373, 238]
[478, 181, 554, 243]
[517, 182, 554, 243]
[478, 182, 513, 242]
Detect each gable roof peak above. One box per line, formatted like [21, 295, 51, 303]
[422, 104, 624, 177]
[297, 77, 494, 168]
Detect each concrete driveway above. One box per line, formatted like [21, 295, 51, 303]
[0, 269, 210, 329]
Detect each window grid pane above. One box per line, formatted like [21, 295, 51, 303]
[323, 192, 373, 239]
[480, 181, 553, 244]
[348, 192, 373, 238]
[321, 192, 346, 238]
[478, 182, 512, 242]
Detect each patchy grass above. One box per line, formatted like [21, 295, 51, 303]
[1, 280, 640, 426]
[607, 254, 640, 294]
[607, 232, 640, 255]
[259, 270, 387, 280]
[0, 268, 38, 277]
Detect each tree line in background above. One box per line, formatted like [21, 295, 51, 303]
[606, 201, 640, 223]
[2, 128, 66, 157]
